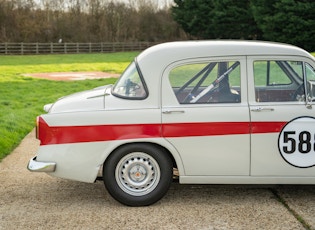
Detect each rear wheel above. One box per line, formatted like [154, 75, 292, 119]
[103, 144, 173, 206]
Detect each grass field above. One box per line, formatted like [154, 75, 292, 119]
[0, 52, 139, 160]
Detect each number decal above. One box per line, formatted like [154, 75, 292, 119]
[282, 131, 314, 154]
[278, 117, 315, 168]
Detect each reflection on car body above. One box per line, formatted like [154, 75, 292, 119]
[28, 41, 315, 206]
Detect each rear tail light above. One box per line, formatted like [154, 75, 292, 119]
[35, 116, 51, 145]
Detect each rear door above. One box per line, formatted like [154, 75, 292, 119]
[161, 57, 250, 176]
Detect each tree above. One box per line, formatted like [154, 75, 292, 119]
[0, 0, 186, 43]
[172, 0, 259, 39]
[172, 0, 216, 38]
[251, 0, 315, 51]
[0, 0, 16, 42]
[212, 0, 260, 39]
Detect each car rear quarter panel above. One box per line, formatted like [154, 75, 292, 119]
[36, 108, 186, 182]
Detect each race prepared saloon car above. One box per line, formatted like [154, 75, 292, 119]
[28, 41, 315, 206]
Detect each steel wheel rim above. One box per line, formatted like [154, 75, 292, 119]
[115, 152, 161, 196]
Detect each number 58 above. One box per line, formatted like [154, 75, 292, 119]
[283, 131, 314, 154]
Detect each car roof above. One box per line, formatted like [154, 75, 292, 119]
[136, 40, 314, 69]
[134, 40, 315, 106]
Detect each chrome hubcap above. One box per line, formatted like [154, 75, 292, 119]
[115, 152, 160, 196]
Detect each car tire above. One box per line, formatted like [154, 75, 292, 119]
[103, 143, 173, 206]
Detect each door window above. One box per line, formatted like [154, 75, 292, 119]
[253, 60, 304, 102]
[305, 63, 315, 102]
[169, 61, 241, 104]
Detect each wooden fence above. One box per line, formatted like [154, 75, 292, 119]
[0, 42, 159, 55]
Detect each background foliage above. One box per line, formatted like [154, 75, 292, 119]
[172, 0, 259, 40]
[172, 0, 315, 51]
[251, 0, 315, 51]
[1, 0, 315, 50]
[0, 0, 185, 43]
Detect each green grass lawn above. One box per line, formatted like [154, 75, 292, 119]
[0, 52, 138, 160]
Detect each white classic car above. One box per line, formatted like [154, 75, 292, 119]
[28, 41, 315, 206]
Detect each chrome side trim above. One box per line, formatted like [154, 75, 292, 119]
[27, 156, 56, 172]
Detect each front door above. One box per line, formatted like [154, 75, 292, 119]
[248, 56, 315, 176]
[161, 57, 250, 176]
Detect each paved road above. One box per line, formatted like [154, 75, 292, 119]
[1, 130, 314, 229]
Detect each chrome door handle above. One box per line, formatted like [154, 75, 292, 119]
[162, 110, 185, 114]
[251, 107, 274, 112]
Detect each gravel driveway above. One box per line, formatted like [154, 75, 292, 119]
[1, 130, 315, 229]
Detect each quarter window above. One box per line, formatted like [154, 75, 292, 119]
[169, 61, 241, 104]
[112, 62, 147, 99]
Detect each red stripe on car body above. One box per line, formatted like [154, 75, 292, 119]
[251, 121, 287, 133]
[37, 117, 161, 145]
[162, 122, 250, 137]
[37, 117, 287, 145]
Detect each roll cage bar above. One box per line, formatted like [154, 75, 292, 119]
[175, 61, 240, 103]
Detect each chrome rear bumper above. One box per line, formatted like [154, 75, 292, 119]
[27, 157, 56, 172]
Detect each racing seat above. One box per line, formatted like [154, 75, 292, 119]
[218, 77, 240, 103]
[217, 62, 240, 103]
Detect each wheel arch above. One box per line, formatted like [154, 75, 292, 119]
[102, 141, 184, 177]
